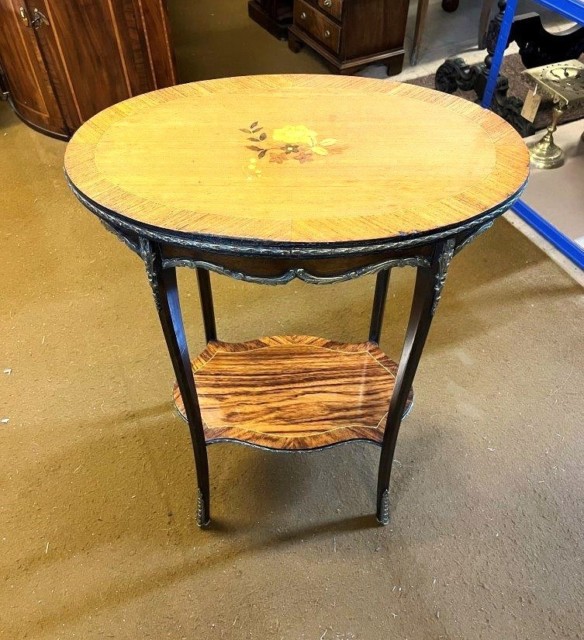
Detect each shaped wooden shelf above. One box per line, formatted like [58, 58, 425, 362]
[173, 336, 413, 451]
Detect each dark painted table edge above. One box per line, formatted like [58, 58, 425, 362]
[64, 171, 527, 262]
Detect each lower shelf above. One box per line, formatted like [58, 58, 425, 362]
[174, 335, 413, 451]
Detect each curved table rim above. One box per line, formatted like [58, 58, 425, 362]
[65, 173, 527, 259]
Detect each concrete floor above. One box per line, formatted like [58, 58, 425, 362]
[1, 2, 584, 639]
[522, 120, 584, 249]
[168, 0, 570, 81]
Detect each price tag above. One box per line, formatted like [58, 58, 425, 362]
[521, 87, 542, 123]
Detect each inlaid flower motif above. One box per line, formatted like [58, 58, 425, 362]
[269, 152, 287, 164]
[272, 125, 317, 147]
[240, 121, 340, 166]
[295, 150, 313, 164]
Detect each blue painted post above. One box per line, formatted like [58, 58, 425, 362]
[481, 0, 519, 108]
[484, 0, 584, 268]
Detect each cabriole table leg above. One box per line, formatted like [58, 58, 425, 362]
[369, 268, 391, 344]
[141, 240, 212, 528]
[377, 239, 455, 524]
[196, 267, 217, 343]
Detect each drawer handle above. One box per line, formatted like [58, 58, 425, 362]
[19, 6, 29, 26]
[19, 6, 48, 29]
[324, 29, 331, 38]
[324, 0, 332, 6]
[300, 11, 307, 19]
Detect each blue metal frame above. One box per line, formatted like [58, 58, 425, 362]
[481, 0, 519, 109]
[481, 0, 584, 270]
[512, 200, 584, 269]
[481, 0, 584, 109]
[535, 0, 584, 25]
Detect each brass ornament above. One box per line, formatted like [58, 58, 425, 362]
[522, 60, 584, 170]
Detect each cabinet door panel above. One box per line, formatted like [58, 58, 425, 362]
[33, 0, 137, 130]
[33, 0, 177, 131]
[0, 0, 67, 136]
[134, 0, 177, 89]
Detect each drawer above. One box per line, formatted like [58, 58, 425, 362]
[294, 0, 341, 53]
[316, 0, 343, 21]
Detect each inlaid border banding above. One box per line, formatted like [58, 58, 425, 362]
[67, 175, 525, 262]
[173, 336, 415, 452]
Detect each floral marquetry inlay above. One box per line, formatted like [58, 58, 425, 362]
[65, 75, 530, 244]
[241, 122, 342, 168]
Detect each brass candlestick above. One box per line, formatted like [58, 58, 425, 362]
[528, 99, 567, 169]
[522, 60, 584, 170]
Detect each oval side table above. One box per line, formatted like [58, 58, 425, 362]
[64, 75, 529, 528]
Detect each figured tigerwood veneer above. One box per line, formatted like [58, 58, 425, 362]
[173, 336, 413, 451]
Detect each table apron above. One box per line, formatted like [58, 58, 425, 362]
[97, 217, 495, 285]
[160, 245, 433, 285]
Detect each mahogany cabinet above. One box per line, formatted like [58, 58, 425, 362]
[0, 0, 66, 136]
[248, 0, 294, 39]
[0, 0, 176, 138]
[288, 0, 410, 75]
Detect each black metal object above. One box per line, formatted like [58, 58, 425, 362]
[369, 268, 391, 344]
[437, 57, 534, 137]
[435, 1, 584, 137]
[435, 57, 480, 94]
[196, 268, 217, 343]
[435, 0, 535, 137]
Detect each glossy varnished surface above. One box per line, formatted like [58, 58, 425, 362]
[33, 0, 177, 132]
[173, 336, 413, 450]
[64, 75, 529, 245]
[0, 0, 176, 137]
[0, 0, 67, 136]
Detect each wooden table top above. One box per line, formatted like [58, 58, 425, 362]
[64, 74, 529, 246]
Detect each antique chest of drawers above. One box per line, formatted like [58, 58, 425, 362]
[248, 0, 294, 39]
[288, 0, 410, 75]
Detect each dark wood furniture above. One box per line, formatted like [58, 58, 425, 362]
[288, 0, 410, 75]
[64, 75, 529, 528]
[480, 0, 584, 270]
[0, 0, 176, 139]
[441, 0, 459, 11]
[0, 0, 66, 137]
[435, 3, 584, 137]
[248, 0, 294, 39]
